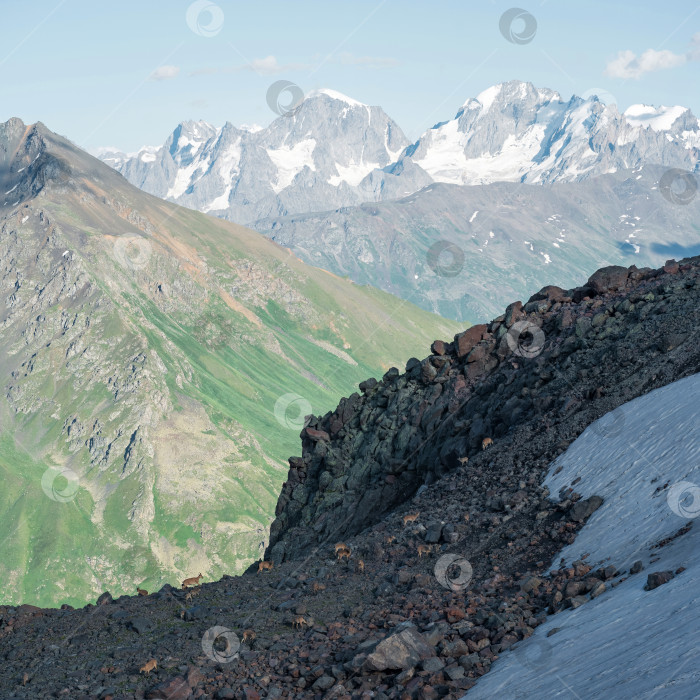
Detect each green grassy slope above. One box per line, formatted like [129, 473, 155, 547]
[0, 120, 463, 607]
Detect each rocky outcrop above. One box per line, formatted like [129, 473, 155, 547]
[2, 257, 698, 699]
[267, 257, 700, 563]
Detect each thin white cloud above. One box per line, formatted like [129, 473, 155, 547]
[150, 65, 180, 81]
[188, 52, 397, 78]
[338, 52, 399, 68]
[605, 35, 700, 79]
[189, 55, 310, 77]
[248, 55, 300, 75]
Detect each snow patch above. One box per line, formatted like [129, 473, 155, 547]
[473, 84, 503, 112]
[328, 158, 380, 187]
[624, 104, 688, 131]
[309, 88, 366, 107]
[266, 139, 317, 193]
[467, 374, 700, 699]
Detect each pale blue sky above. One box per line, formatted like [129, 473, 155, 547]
[2, 0, 699, 151]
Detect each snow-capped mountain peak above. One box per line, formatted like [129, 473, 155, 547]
[307, 88, 368, 107]
[100, 81, 700, 224]
[103, 89, 409, 223]
[623, 103, 690, 131]
[398, 80, 699, 186]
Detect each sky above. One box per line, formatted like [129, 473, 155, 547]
[1, 0, 699, 152]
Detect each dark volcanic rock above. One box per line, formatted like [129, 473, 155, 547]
[364, 626, 435, 671]
[569, 495, 604, 522]
[587, 265, 629, 294]
[645, 571, 675, 590]
[2, 257, 700, 700]
[147, 676, 190, 699]
[267, 258, 700, 561]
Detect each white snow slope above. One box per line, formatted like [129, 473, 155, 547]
[466, 372, 700, 699]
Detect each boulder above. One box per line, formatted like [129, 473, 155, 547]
[527, 285, 567, 304]
[424, 522, 443, 543]
[358, 377, 377, 394]
[569, 495, 603, 522]
[645, 571, 675, 591]
[431, 340, 447, 356]
[504, 301, 524, 328]
[454, 324, 488, 357]
[304, 427, 330, 442]
[587, 266, 629, 294]
[364, 626, 435, 671]
[126, 616, 153, 634]
[146, 677, 190, 700]
[663, 259, 679, 274]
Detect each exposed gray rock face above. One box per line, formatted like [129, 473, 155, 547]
[99, 81, 700, 226]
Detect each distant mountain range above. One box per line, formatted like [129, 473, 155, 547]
[99, 81, 700, 226]
[98, 81, 700, 322]
[99, 88, 410, 225]
[0, 117, 458, 606]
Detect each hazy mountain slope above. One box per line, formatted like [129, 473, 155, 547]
[257, 165, 700, 322]
[0, 117, 461, 607]
[469, 373, 700, 699]
[100, 89, 410, 225]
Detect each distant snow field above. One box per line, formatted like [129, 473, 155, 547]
[467, 373, 700, 699]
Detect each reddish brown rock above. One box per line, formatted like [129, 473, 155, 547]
[454, 325, 488, 357]
[431, 340, 447, 356]
[504, 301, 524, 328]
[528, 285, 567, 304]
[663, 259, 679, 274]
[587, 265, 629, 294]
[304, 427, 330, 442]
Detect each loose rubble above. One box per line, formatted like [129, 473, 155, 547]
[0, 257, 698, 699]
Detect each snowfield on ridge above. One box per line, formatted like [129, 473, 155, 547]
[468, 373, 700, 699]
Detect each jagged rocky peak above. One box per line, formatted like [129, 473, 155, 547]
[459, 80, 560, 116]
[0, 118, 72, 205]
[100, 81, 700, 224]
[266, 256, 700, 563]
